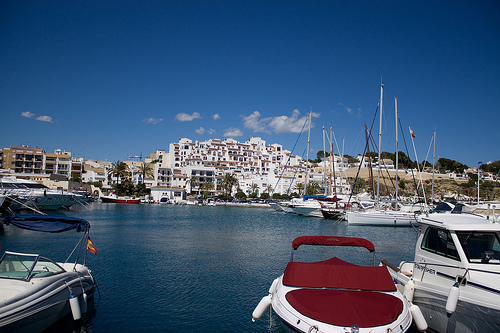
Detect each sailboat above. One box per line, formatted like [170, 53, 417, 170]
[346, 85, 418, 226]
[290, 116, 339, 218]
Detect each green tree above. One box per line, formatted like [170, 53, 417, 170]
[187, 176, 199, 194]
[138, 162, 154, 184]
[293, 182, 305, 196]
[305, 181, 321, 196]
[251, 183, 259, 195]
[200, 181, 214, 198]
[220, 173, 239, 196]
[108, 161, 129, 185]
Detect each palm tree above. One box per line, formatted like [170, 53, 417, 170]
[108, 160, 128, 185]
[200, 181, 214, 198]
[220, 173, 239, 196]
[264, 184, 274, 195]
[251, 183, 259, 195]
[138, 162, 154, 184]
[187, 176, 199, 194]
[306, 181, 321, 196]
[293, 182, 305, 196]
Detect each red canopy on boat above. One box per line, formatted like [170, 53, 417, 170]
[283, 261, 396, 291]
[292, 235, 375, 252]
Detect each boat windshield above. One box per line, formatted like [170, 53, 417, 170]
[0, 252, 65, 281]
[457, 231, 500, 264]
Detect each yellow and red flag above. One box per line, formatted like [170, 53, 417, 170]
[87, 237, 98, 254]
[409, 127, 416, 139]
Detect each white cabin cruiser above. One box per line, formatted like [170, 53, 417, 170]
[382, 212, 500, 332]
[253, 236, 418, 333]
[0, 177, 84, 211]
[0, 215, 97, 332]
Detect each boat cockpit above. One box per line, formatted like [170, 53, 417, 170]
[0, 252, 65, 281]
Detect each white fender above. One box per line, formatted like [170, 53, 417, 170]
[69, 293, 82, 320]
[252, 295, 272, 322]
[410, 303, 428, 332]
[446, 282, 460, 315]
[268, 278, 279, 295]
[79, 292, 88, 313]
[403, 279, 415, 302]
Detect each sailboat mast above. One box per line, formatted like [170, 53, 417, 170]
[395, 97, 399, 210]
[323, 126, 327, 195]
[376, 84, 384, 209]
[432, 130, 436, 202]
[330, 127, 336, 196]
[304, 111, 312, 196]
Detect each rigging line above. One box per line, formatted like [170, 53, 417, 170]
[422, 133, 435, 170]
[272, 114, 310, 194]
[398, 116, 419, 197]
[348, 102, 380, 204]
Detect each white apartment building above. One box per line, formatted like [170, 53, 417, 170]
[78, 137, 350, 197]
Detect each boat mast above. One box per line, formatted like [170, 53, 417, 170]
[431, 129, 436, 202]
[376, 84, 383, 209]
[365, 124, 375, 200]
[323, 126, 327, 195]
[304, 110, 312, 197]
[395, 97, 398, 211]
[330, 127, 336, 196]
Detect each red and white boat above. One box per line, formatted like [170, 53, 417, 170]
[100, 193, 140, 204]
[253, 236, 423, 333]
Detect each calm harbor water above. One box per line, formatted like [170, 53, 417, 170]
[0, 203, 419, 332]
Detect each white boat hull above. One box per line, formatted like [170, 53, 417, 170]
[346, 210, 417, 226]
[0, 263, 95, 332]
[387, 265, 500, 333]
[270, 276, 412, 333]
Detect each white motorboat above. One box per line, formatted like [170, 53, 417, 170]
[253, 235, 420, 333]
[0, 215, 97, 332]
[291, 196, 339, 218]
[0, 177, 85, 211]
[381, 213, 500, 332]
[346, 209, 418, 226]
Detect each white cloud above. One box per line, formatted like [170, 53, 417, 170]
[21, 111, 35, 118]
[21, 111, 54, 122]
[242, 111, 269, 133]
[143, 117, 163, 124]
[243, 109, 320, 134]
[36, 115, 53, 123]
[175, 112, 201, 122]
[346, 107, 353, 114]
[224, 127, 243, 137]
[212, 113, 220, 120]
[196, 127, 215, 135]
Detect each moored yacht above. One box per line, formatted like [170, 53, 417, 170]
[0, 177, 84, 211]
[382, 213, 500, 332]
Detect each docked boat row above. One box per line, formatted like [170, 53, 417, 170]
[0, 214, 97, 332]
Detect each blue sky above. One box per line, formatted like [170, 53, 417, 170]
[1, 1, 499, 167]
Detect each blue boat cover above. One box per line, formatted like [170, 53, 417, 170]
[5, 215, 90, 233]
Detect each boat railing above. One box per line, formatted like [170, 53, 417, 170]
[382, 260, 500, 286]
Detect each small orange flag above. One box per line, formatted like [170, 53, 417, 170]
[87, 237, 98, 254]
